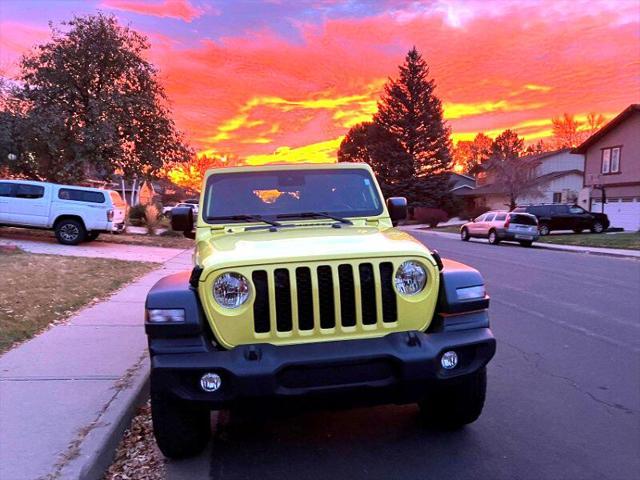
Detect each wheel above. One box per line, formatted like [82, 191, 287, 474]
[573, 229, 583, 234]
[538, 224, 550, 236]
[85, 231, 100, 242]
[151, 390, 211, 458]
[591, 221, 604, 233]
[519, 240, 533, 247]
[418, 367, 487, 429]
[460, 228, 470, 241]
[488, 230, 500, 245]
[54, 219, 86, 245]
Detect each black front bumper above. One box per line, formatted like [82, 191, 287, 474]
[151, 328, 496, 409]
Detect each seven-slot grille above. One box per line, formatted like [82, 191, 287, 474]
[251, 262, 397, 336]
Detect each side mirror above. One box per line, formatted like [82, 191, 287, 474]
[386, 197, 407, 226]
[171, 206, 195, 239]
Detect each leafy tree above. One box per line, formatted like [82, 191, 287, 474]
[584, 112, 606, 137]
[374, 47, 452, 177]
[14, 13, 191, 183]
[490, 129, 524, 162]
[524, 139, 550, 155]
[162, 153, 241, 192]
[338, 122, 412, 187]
[452, 133, 492, 175]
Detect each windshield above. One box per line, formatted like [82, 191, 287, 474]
[203, 169, 383, 223]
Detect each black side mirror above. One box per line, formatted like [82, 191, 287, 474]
[171, 206, 195, 239]
[386, 197, 407, 226]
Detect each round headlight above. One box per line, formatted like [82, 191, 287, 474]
[213, 272, 250, 308]
[395, 261, 427, 295]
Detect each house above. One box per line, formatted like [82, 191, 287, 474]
[573, 104, 640, 231]
[457, 148, 585, 210]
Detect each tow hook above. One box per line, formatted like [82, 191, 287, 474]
[406, 331, 421, 347]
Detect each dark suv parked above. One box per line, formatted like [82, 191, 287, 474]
[512, 204, 609, 235]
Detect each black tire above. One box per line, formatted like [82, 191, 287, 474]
[85, 231, 100, 242]
[151, 390, 211, 459]
[591, 221, 604, 233]
[419, 367, 487, 429]
[519, 240, 533, 247]
[460, 227, 470, 241]
[54, 219, 86, 245]
[573, 228, 583, 234]
[488, 230, 500, 245]
[538, 223, 550, 236]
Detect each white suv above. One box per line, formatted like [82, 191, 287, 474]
[0, 180, 126, 245]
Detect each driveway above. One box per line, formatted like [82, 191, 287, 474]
[0, 234, 185, 263]
[166, 230, 640, 480]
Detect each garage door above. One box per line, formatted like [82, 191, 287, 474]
[591, 199, 640, 231]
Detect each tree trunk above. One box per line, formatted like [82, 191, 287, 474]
[130, 177, 138, 206]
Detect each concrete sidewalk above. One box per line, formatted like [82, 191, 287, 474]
[406, 227, 640, 258]
[0, 249, 193, 480]
[0, 236, 185, 263]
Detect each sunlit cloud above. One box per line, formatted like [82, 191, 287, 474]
[245, 137, 344, 165]
[101, 0, 207, 22]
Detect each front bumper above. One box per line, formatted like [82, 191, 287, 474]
[151, 327, 496, 409]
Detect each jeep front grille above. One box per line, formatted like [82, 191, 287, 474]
[251, 261, 398, 336]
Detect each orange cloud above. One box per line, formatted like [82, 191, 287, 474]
[102, 0, 206, 22]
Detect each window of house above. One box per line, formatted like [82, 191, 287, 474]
[15, 184, 44, 199]
[602, 147, 621, 174]
[552, 192, 562, 203]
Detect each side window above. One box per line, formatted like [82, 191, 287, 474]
[15, 184, 44, 199]
[58, 188, 105, 203]
[474, 214, 486, 222]
[554, 205, 569, 214]
[569, 206, 585, 214]
[0, 182, 13, 197]
[495, 213, 507, 221]
[484, 213, 496, 222]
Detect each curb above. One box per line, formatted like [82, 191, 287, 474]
[411, 229, 640, 259]
[57, 356, 151, 480]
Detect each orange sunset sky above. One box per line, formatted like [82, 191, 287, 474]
[1, 0, 639, 165]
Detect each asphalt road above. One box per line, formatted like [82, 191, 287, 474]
[167, 233, 640, 480]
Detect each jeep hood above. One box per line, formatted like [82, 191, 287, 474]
[197, 226, 434, 276]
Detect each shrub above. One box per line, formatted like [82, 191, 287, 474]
[144, 204, 161, 235]
[128, 204, 146, 222]
[413, 207, 448, 228]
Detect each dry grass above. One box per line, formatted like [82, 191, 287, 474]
[0, 226, 194, 249]
[103, 402, 166, 480]
[0, 250, 154, 353]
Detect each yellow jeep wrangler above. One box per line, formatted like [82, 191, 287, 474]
[145, 163, 495, 458]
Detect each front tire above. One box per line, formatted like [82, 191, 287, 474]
[55, 219, 86, 245]
[419, 367, 487, 429]
[151, 391, 211, 458]
[591, 221, 604, 233]
[488, 230, 500, 245]
[460, 228, 470, 241]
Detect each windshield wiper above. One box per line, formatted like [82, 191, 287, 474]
[206, 214, 283, 228]
[276, 211, 353, 225]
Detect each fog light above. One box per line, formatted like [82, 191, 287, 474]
[441, 351, 458, 369]
[200, 373, 222, 392]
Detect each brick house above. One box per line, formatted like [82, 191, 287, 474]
[573, 104, 640, 231]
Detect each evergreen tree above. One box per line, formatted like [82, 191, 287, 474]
[374, 47, 452, 177]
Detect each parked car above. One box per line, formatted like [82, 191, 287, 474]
[163, 202, 199, 217]
[0, 180, 126, 245]
[460, 210, 539, 247]
[512, 204, 609, 235]
[146, 163, 495, 458]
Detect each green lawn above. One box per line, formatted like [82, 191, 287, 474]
[537, 232, 640, 250]
[0, 249, 154, 353]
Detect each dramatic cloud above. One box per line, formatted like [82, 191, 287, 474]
[102, 0, 206, 22]
[2, 0, 638, 163]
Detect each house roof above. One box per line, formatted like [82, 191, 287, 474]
[572, 104, 640, 153]
[456, 169, 583, 197]
[519, 147, 573, 163]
